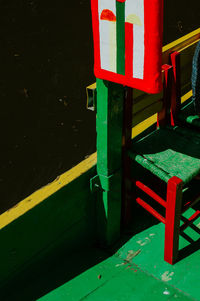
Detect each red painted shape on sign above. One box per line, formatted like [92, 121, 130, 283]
[100, 9, 116, 21]
[125, 22, 133, 77]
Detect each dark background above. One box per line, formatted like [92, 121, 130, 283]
[0, 0, 200, 213]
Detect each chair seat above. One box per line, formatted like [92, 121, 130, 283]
[179, 99, 200, 128]
[129, 126, 200, 185]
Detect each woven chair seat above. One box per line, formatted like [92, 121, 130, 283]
[129, 126, 200, 185]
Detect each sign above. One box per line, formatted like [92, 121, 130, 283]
[91, 0, 163, 93]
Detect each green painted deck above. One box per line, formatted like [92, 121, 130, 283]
[37, 208, 200, 301]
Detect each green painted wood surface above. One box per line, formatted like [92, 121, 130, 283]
[96, 79, 124, 245]
[116, 208, 200, 300]
[0, 165, 96, 292]
[39, 256, 191, 301]
[96, 79, 124, 176]
[38, 208, 200, 301]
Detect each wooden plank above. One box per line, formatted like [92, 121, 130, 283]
[38, 253, 193, 301]
[0, 166, 97, 289]
[179, 41, 198, 96]
[162, 28, 200, 64]
[0, 152, 97, 230]
[132, 99, 163, 127]
[132, 91, 163, 115]
[131, 90, 193, 138]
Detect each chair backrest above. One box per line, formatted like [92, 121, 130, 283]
[132, 28, 200, 131]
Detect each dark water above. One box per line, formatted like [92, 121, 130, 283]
[0, 0, 200, 213]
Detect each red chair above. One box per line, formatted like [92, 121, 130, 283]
[123, 64, 200, 264]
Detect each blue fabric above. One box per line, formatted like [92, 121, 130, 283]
[191, 41, 200, 114]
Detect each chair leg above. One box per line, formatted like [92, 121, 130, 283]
[164, 176, 183, 264]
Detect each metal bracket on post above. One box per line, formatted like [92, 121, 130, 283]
[86, 83, 97, 112]
[90, 171, 121, 193]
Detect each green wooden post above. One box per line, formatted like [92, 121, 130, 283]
[93, 1, 126, 245]
[96, 78, 124, 245]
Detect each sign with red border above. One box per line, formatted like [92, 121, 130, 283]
[91, 0, 163, 94]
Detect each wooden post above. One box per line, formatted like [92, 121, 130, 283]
[96, 78, 124, 245]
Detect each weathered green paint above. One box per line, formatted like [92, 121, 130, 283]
[116, 1, 125, 75]
[1, 171, 200, 300]
[96, 78, 124, 245]
[0, 165, 96, 295]
[117, 208, 200, 300]
[38, 208, 200, 301]
[39, 255, 192, 301]
[96, 79, 124, 176]
[96, 175, 122, 245]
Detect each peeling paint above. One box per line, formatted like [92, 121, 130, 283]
[137, 235, 152, 246]
[115, 262, 126, 267]
[163, 288, 171, 295]
[115, 250, 141, 267]
[126, 250, 141, 262]
[161, 271, 174, 282]
[196, 222, 200, 229]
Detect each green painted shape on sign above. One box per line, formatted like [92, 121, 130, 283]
[116, 1, 125, 75]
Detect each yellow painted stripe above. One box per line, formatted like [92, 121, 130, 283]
[181, 90, 193, 103]
[0, 153, 97, 229]
[163, 28, 200, 53]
